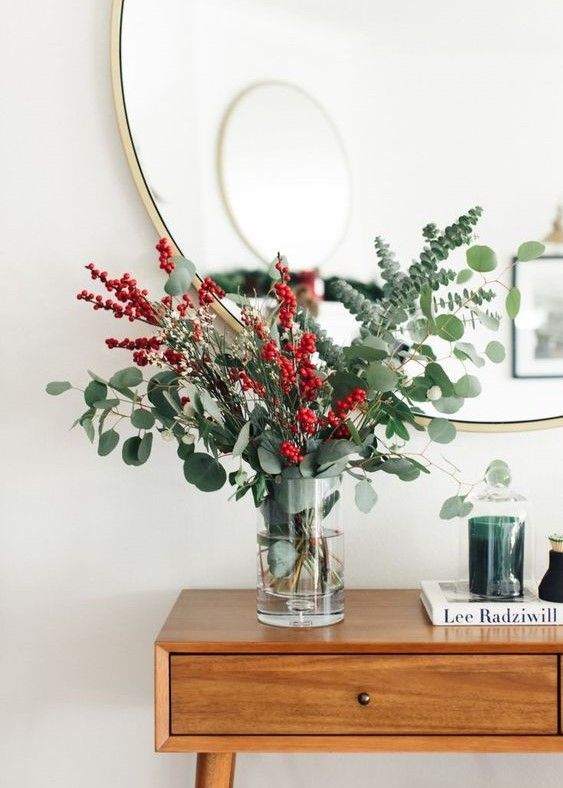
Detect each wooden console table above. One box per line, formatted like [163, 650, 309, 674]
[155, 589, 563, 787]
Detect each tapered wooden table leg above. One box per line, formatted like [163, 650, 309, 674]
[195, 753, 236, 788]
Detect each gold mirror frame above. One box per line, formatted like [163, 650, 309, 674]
[110, 0, 563, 434]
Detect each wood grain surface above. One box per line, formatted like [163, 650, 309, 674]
[156, 589, 563, 653]
[195, 754, 235, 788]
[170, 654, 557, 735]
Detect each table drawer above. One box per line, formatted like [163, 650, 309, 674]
[170, 654, 557, 735]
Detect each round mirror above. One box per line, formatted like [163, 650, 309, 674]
[218, 83, 350, 266]
[112, 0, 563, 430]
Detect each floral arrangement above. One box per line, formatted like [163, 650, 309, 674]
[47, 209, 543, 518]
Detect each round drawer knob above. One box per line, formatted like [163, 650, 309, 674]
[357, 692, 371, 706]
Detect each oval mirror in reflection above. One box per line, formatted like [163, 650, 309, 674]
[218, 83, 351, 266]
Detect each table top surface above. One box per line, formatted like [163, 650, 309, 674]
[156, 589, 563, 653]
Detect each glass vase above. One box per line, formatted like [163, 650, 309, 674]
[256, 476, 344, 628]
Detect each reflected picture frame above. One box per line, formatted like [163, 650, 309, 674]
[512, 255, 563, 379]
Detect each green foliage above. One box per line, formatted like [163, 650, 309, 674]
[294, 309, 346, 370]
[440, 495, 473, 520]
[110, 367, 143, 389]
[427, 418, 456, 444]
[46, 381, 71, 395]
[456, 269, 473, 284]
[454, 341, 485, 367]
[232, 421, 251, 457]
[506, 287, 521, 319]
[184, 452, 226, 491]
[433, 396, 464, 414]
[435, 314, 464, 341]
[466, 245, 497, 272]
[84, 380, 106, 406]
[454, 374, 481, 398]
[122, 436, 143, 466]
[517, 241, 545, 261]
[257, 447, 282, 475]
[355, 479, 378, 513]
[98, 429, 120, 456]
[164, 256, 196, 296]
[485, 341, 506, 363]
[131, 409, 156, 429]
[49, 207, 544, 521]
[365, 362, 398, 392]
[267, 540, 298, 578]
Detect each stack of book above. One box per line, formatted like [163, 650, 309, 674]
[421, 580, 563, 626]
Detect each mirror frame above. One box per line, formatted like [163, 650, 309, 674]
[110, 0, 563, 433]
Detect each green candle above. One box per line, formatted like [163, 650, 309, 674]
[468, 516, 524, 599]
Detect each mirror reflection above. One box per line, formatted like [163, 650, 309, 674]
[120, 0, 563, 423]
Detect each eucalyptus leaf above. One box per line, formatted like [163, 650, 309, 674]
[274, 478, 317, 514]
[98, 429, 119, 456]
[82, 418, 95, 443]
[315, 458, 349, 478]
[363, 335, 390, 351]
[164, 257, 196, 296]
[456, 269, 473, 284]
[122, 436, 142, 466]
[439, 495, 473, 520]
[84, 380, 107, 407]
[433, 396, 464, 414]
[506, 287, 521, 319]
[472, 308, 500, 331]
[466, 245, 497, 272]
[407, 318, 428, 343]
[427, 418, 456, 444]
[267, 540, 298, 578]
[109, 367, 143, 389]
[92, 398, 120, 410]
[354, 479, 378, 513]
[257, 446, 283, 475]
[517, 241, 545, 262]
[485, 340, 506, 363]
[420, 285, 433, 320]
[299, 453, 316, 478]
[435, 314, 464, 341]
[454, 374, 482, 398]
[183, 452, 226, 491]
[46, 381, 71, 395]
[453, 341, 485, 368]
[131, 408, 156, 429]
[88, 370, 108, 384]
[365, 362, 398, 392]
[426, 363, 454, 397]
[177, 440, 194, 460]
[316, 439, 357, 466]
[147, 371, 180, 422]
[380, 458, 420, 482]
[137, 432, 153, 464]
[200, 390, 225, 425]
[232, 421, 251, 457]
[343, 345, 387, 362]
[416, 344, 436, 361]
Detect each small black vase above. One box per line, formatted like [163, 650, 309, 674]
[538, 551, 563, 602]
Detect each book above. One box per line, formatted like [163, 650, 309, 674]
[421, 580, 563, 626]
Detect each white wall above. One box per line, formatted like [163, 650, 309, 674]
[2, 2, 563, 787]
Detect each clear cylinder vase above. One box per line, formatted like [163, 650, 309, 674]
[256, 476, 344, 628]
